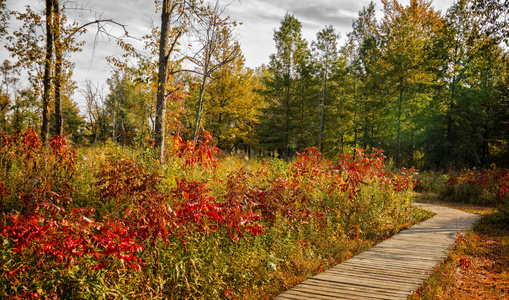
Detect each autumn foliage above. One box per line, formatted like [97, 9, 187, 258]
[443, 167, 509, 217]
[0, 129, 425, 299]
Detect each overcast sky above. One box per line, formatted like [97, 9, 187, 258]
[3, 0, 455, 108]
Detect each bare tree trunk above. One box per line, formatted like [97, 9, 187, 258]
[112, 93, 116, 142]
[284, 78, 290, 161]
[154, 0, 171, 162]
[446, 73, 456, 163]
[192, 77, 207, 143]
[121, 119, 126, 148]
[341, 134, 344, 153]
[41, 0, 54, 144]
[53, 0, 63, 136]
[353, 128, 357, 158]
[395, 77, 403, 168]
[318, 75, 326, 152]
[191, 2, 239, 143]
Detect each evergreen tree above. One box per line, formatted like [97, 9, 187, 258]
[312, 25, 348, 155]
[259, 13, 309, 160]
[343, 1, 381, 156]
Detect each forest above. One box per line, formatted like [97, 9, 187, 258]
[0, 0, 508, 299]
[0, 0, 507, 168]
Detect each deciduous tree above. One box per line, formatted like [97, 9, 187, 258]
[189, 1, 240, 143]
[155, 0, 202, 162]
[205, 54, 262, 152]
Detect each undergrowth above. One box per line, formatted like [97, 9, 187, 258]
[0, 128, 429, 299]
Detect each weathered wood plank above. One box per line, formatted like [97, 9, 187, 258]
[306, 277, 412, 295]
[300, 278, 409, 298]
[322, 269, 428, 284]
[273, 202, 479, 299]
[332, 263, 430, 278]
[313, 273, 418, 290]
[291, 282, 400, 300]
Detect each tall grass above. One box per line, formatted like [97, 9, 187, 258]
[0, 128, 430, 299]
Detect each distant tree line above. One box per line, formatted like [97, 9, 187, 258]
[0, 0, 507, 169]
[258, 0, 508, 169]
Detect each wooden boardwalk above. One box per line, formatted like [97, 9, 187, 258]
[274, 202, 480, 300]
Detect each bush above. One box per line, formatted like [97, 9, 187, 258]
[441, 167, 509, 218]
[0, 128, 76, 214]
[413, 170, 448, 193]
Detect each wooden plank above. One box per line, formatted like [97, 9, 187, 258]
[351, 256, 441, 267]
[291, 283, 400, 300]
[275, 289, 354, 300]
[273, 202, 479, 300]
[301, 278, 409, 298]
[314, 270, 418, 287]
[313, 273, 418, 291]
[323, 269, 428, 284]
[307, 277, 411, 296]
[337, 261, 434, 275]
[341, 255, 436, 265]
[353, 251, 444, 262]
[333, 263, 430, 278]
[281, 283, 401, 300]
[368, 243, 450, 252]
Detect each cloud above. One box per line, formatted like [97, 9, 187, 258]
[2, 0, 456, 109]
[225, 0, 371, 67]
[228, 0, 286, 24]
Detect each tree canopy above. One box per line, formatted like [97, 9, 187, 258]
[1, 0, 507, 169]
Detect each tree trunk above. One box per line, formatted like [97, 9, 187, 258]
[121, 118, 126, 148]
[446, 73, 456, 162]
[192, 76, 207, 143]
[353, 128, 357, 158]
[41, 0, 54, 144]
[154, 0, 171, 162]
[481, 125, 490, 167]
[53, 0, 63, 136]
[395, 77, 403, 168]
[284, 77, 291, 161]
[120, 81, 125, 145]
[318, 73, 326, 152]
[112, 93, 117, 142]
[363, 116, 368, 150]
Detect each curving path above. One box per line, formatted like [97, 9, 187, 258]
[274, 202, 480, 300]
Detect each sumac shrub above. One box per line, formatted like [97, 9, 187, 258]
[172, 178, 265, 241]
[170, 129, 219, 169]
[0, 128, 76, 213]
[443, 167, 509, 218]
[0, 186, 145, 299]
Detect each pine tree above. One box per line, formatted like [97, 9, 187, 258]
[260, 13, 309, 160]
